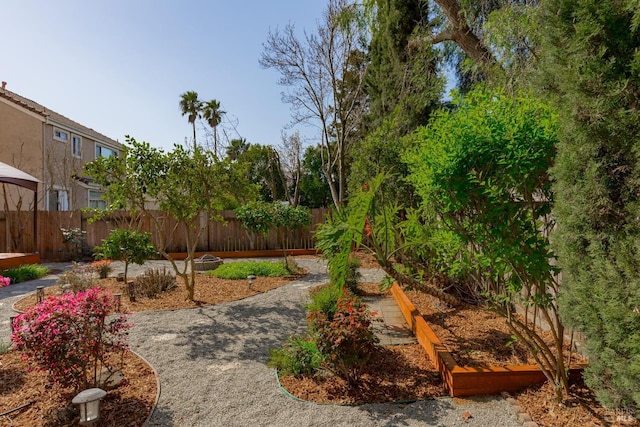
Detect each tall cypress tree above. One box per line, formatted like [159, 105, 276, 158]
[540, 0, 640, 411]
[350, 0, 443, 199]
[364, 0, 443, 132]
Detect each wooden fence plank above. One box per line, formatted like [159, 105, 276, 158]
[0, 208, 329, 260]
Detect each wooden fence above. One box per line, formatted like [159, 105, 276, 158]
[0, 209, 330, 261]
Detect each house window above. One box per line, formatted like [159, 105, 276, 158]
[48, 189, 69, 211]
[89, 190, 106, 210]
[72, 135, 82, 158]
[95, 145, 117, 158]
[54, 128, 69, 142]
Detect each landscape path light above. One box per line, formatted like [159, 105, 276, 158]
[247, 274, 256, 289]
[72, 387, 107, 425]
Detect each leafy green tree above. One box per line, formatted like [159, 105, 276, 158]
[351, 0, 444, 203]
[95, 229, 156, 285]
[85, 137, 257, 301]
[364, 0, 444, 132]
[299, 145, 333, 208]
[236, 144, 288, 202]
[403, 86, 568, 397]
[179, 91, 202, 150]
[539, 0, 640, 411]
[202, 99, 225, 157]
[235, 201, 311, 251]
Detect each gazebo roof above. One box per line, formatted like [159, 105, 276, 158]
[0, 161, 39, 192]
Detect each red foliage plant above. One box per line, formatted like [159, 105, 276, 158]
[308, 293, 379, 387]
[11, 287, 130, 392]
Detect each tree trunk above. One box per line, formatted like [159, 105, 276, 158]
[424, 0, 497, 67]
[378, 258, 465, 307]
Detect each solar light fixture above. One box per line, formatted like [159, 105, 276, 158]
[247, 274, 256, 289]
[36, 286, 45, 303]
[72, 387, 107, 425]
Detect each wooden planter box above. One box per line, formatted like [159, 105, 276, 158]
[390, 283, 585, 397]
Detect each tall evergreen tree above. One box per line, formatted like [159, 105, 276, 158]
[350, 0, 443, 200]
[540, 0, 640, 411]
[364, 0, 443, 132]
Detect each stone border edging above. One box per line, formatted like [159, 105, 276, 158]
[390, 283, 586, 397]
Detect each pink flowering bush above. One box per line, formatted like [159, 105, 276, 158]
[11, 287, 130, 392]
[0, 275, 10, 287]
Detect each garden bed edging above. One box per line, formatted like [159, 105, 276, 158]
[390, 283, 585, 397]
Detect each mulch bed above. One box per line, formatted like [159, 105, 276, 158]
[403, 288, 586, 368]
[13, 273, 303, 313]
[278, 344, 445, 404]
[5, 270, 302, 426]
[0, 350, 156, 427]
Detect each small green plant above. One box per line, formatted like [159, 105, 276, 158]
[343, 255, 362, 294]
[306, 284, 342, 322]
[0, 339, 11, 354]
[268, 335, 324, 377]
[94, 229, 157, 284]
[206, 261, 290, 279]
[57, 263, 98, 293]
[308, 293, 379, 387]
[379, 275, 395, 292]
[134, 267, 178, 298]
[0, 264, 49, 284]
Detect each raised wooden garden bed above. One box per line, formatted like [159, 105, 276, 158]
[390, 283, 586, 397]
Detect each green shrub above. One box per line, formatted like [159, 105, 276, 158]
[308, 294, 379, 387]
[305, 285, 342, 322]
[206, 261, 289, 279]
[0, 339, 11, 354]
[268, 335, 324, 377]
[343, 256, 361, 294]
[56, 263, 98, 293]
[1, 264, 49, 284]
[134, 267, 177, 298]
[94, 229, 156, 284]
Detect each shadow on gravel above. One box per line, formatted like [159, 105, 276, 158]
[181, 297, 307, 364]
[147, 405, 176, 427]
[360, 398, 457, 426]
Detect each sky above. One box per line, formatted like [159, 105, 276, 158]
[2, 1, 328, 152]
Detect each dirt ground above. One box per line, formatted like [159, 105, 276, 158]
[5, 258, 638, 426]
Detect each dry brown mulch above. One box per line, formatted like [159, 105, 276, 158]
[13, 273, 303, 314]
[5, 271, 302, 427]
[404, 289, 586, 368]
[516, 379, 639, 427]
[279, 343, 445, 404]
[0, 350, 156, 427]
[402, 287, 635, 426]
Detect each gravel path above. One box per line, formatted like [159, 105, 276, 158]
[1, 258, 521, 427]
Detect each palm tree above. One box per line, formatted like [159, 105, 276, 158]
[226, 138, 249, 161]
[179, 91, 202, 150]
[202, 99, 225, 157]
